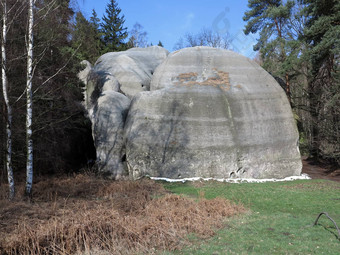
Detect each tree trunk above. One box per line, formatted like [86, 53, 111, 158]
[25, 0, 34, 198]
[1, 0, 15, 200]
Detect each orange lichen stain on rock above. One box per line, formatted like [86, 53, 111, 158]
[173, 69, 231, 91]
[177, 72, 198, 82]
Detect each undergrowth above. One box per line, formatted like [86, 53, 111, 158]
[0, 174, 244, 254]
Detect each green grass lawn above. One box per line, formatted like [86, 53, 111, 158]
[160, 179, 340, 255]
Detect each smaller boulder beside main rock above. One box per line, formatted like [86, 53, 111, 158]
[82, 46, 169, 176]
[92, 91, 130, 178]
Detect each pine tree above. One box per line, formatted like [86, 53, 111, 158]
[302, 0, 340, 163]
[90, 9, 100, 31]
[72, 11, 89, 57]
[303, 0, 340, 74]
[157, 40, 164, 47]
[243, 0, 296, 100]
[89, 9, 104, 60]
[100, 0, 127, 52]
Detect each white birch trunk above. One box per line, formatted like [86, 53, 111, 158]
[1, 0, 15, 200]
[25, 0, 34, 197]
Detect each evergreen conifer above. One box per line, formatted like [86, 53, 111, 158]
[100, 0, 128, 52]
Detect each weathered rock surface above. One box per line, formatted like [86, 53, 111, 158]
[124, 47, 302, 179]
[85, 46, 169, 108]
[80, 46, 302, 179]
[92, 91, 130, 178]
[78, 60, 92, 85]
[83, 46, 169, 177]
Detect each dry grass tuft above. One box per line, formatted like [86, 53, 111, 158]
[0, 174, 244, 254]
[282, 181, 340, 191]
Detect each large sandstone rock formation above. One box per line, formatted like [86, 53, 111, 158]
[81, 46, 302, 179]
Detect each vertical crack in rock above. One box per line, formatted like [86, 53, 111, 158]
[221, 91, 243, 178]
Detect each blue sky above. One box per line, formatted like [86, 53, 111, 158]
[76, 0, 258, 58]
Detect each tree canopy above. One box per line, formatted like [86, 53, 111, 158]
[244, 0, 339, 164]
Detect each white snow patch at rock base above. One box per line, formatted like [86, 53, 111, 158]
[150, 174, 311, 183]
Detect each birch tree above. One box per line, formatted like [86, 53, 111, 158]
[0, 0, 95, 185]
[128, 22, 148, 48]
[1, 0, 14, 200]
[25, 0, 34, 197]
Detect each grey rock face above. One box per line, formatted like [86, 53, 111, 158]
[93, 91, 130, 178]
[124, 47, 302, 179]
[81, 46, 169, 178]
[90, 46, 169, 100]
[78, 60, 92, 85]
[80, 46, 301, 179]
[78, 60, 92, 105]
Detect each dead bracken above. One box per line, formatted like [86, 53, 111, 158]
[0, 174, 245, 255]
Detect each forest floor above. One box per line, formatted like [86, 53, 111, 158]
[302, 156, 340, 182]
